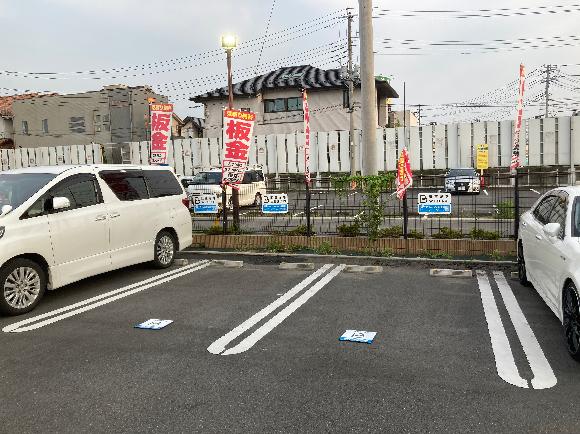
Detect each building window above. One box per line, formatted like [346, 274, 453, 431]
[264, 97, 303, 113]
[21, 120, 29, 135]
[42, 119, 49, 134]
[69, 116, 86, 134]
[343, 89, 350, 108]
[287, 97, 302, 111]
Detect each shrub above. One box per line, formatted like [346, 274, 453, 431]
[287, 225, 312, 236]
[285, 244, 308, 253]
[378, 226, 403, 238]
[337, 222, 361, 237]
[265, 240, 285, 253]
[407, 230, 425, 239]
[469, 228, 500, 240]
[315, 241, 339, 255]
[432, 227, 464, 239]
[422, 251, 453, 259]
[496, 200, 515, 219]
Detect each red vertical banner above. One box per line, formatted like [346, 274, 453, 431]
[511, 64, 525, 170]
[396, 147, 413, 200]
[303, 90, 311, 184]
[222, 109, 256, 189]
[149, 103, 173, 165]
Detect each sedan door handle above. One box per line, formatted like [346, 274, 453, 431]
[109, 212, 120, 219]
[535, 234, 542, 240]
[522, 222, 527, 227]
[95, 215, 107, 221]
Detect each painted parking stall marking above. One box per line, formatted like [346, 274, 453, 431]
[3, 260, 211, 333]
[476, 270, 556, 389]
[208, 264, 344, 355]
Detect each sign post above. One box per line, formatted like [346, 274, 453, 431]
[149, 103, 173, 165]
[221, 109, 256, 234]
[303, 89, 312, 237]
[476, 143, 489, 186]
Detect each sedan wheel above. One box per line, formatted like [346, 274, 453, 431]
[0, 258, 46, 316]
[563, 283, 580, 361]
[153, 231, 176, 269]
[517, 244, 530, 286]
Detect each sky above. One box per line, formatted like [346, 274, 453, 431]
[0, 0, 578, 123]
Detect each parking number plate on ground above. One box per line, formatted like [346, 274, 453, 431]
[262, 193, 288, 214]
[135, 319, 173, 330]
[192, 193, 218, 214]
[339, 330, 377, 344]
[418, 192, 452, 215]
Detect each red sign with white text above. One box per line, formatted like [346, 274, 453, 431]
[149, 103, 173, 165]
[222, 109, 256, 188]
[396, 147, 413, 200]
[303, 90, 311, 184]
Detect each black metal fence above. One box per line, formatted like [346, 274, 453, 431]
[191, 169, 577, 239]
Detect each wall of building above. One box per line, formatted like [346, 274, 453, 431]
[201, 87, 371, 138]
[12, 87, 167, 148]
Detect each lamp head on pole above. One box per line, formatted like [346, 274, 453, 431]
[220, 33, 238, 50]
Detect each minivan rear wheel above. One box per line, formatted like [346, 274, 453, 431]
[153, 231, 176, 269]
[0, 258, 46, 316]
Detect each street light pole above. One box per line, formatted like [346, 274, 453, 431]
[221, 33, 239, 233]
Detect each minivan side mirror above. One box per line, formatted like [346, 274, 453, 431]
[52, 197, 71, 211]
[543, 222, 561, 238]
[0, 204, 12, 217]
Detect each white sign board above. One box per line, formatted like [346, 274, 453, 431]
[134, 319, 173, 330]
[262, 193, 289, 214]
[418, 192, 452, 215]
[339, 330, 377, 344]
[192, 193, 219, 214]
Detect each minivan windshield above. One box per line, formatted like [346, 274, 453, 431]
[189, 172, 222, 185]
[574, 197, 580, 237]
[0, 173, 56, 210]
[448, 169, 477, 177]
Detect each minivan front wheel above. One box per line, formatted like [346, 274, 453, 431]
[0, 258, 46, 316]
[153, 231, 176, 269]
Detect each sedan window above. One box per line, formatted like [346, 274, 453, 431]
[532, 195, 558, 225]
[547, 194, 568, 239]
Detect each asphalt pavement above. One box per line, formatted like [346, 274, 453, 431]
[0, 255, 577, 433]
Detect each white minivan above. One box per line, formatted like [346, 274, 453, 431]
[0, 165, 193, 316]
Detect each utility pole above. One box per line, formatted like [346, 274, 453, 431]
[359, 0, 377, 175]
[545, 64, 551, 118]
[417, 104, 422, 127]
[347, 9, 356, 175]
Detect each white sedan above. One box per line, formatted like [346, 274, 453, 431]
[518, 186, 580, 360]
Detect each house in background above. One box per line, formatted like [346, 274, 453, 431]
[171, 113, 184, 139]
[181, 116, 204, 138]
[12, 85, 167, 148]
[389, 110, 419, 128]
[0, 94, 39, 148]
[191, 65, 398, 138]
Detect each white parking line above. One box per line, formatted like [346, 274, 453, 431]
[3, 260, 212, 333]
[476, 271, 557, 389]
[483, 189, 489, 196]
[530, 189, 541, 195]
[476, 271, 529, 388]
[493, 272, 557, 389]
[207, 263, 338, 355]
[222, 264, 345, 355]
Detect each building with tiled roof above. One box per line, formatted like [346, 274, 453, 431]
[190, 65, 398, 138]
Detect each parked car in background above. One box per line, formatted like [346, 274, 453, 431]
[182, 167, 266, 208]
[518, 186, 580, 360]
[0, 165, 193, 315]
[444, 168, 481, 194]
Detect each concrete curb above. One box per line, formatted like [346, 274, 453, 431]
[211, 259, 244, 268]
[279, 262, 315, 270]
[181, 249, 517, 266]
[344, 265, 383, 274]
[429, 269, 473, 278]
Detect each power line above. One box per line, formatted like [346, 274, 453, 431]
[255, 0, 277, 74]
[374, 4, 580, 19]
